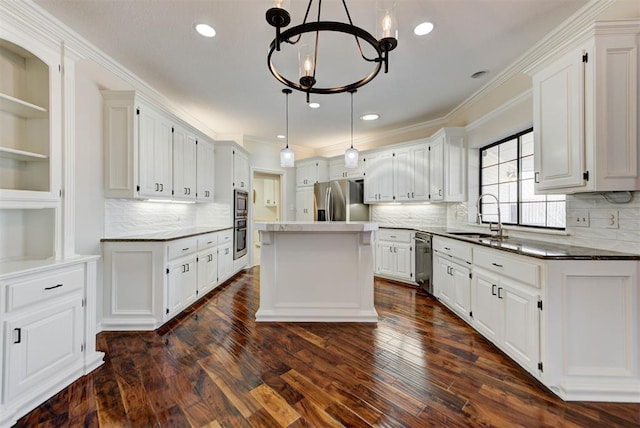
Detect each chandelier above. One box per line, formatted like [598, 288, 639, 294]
[266, 0, 398, 102]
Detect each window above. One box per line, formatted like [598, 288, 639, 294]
[479, 129, 565, 229]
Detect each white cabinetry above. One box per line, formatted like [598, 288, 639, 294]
[363, 150, 394, 202]
[0, 258, 102, 426]
[172, 125, 197, 201]
[329, 157, 364, 180]
[428, 128, 466, 201]
[103, 91, 173, 199]
[472, 247, 541, 375]
[295, 187, 315, 221]
[432, 236, 472, 323]
[0, 37, 60, 203]
[217, 229, 234, 283]
[375, 229, 415, 284]
[166, 238, 198, 318]
[102, 229, 234, 331]
[197, 233, 218, 296]
[529, 20, 640, 193]
[233, 149, 250, 190]
[296, 158, 328, 186]
[196, 138, 215, 202]
[263, 178, 278, 206]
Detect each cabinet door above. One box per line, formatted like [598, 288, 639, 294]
[234, 150, 250, 189]
[444, 133, 466, 201]
[5, 296, 83, 400]
[218, 243, 233, 283]
[264, 178, 278, 206]
[472, 272, 503, 344]
[433, 256, 452, 304]
[138, 107, 172, 198]
[364, 154, 379, 202]
[377, 151, 395, 202]
[533, 48, 585, 191]
[376, 243, 395, 276]
[411, 145, 429, 201]
[394, 243, 413, 280]
[394, 148, 412, 202]
[502, 282, 540, 374]
[295, 187, 314, 221]
[451, 262, 472, 322]
[173, 126, 197, 201]
[329, 159, 347, 180]
[182, 259, 197, 306]
[167, 260, 195, 317]
[196, 139, 215, 202]
[429, 138, 444, 201]
[197, 250, 218, 295]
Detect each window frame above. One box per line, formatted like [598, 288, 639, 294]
[478, 128, 566, 231]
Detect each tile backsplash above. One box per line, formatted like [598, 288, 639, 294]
[371, 204, 447, 229]
[105, 199, 230, 237]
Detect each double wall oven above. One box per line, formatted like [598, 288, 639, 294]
[234, 189, 248, 259]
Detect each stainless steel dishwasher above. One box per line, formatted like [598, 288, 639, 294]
[414, 231, 433, 294]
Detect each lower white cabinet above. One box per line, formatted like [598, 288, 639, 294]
[472, 269, 540, 375]
[375, 229, 415, 283]
[432, 236, 473, 323]
[101, 229, 237, 331]
[0, 257, 103, 426]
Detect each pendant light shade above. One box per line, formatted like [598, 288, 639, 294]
[280, 88, 295, 168]
[344, 89, 359, 168]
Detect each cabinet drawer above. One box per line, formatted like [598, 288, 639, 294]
[433, 237, 472, 264]
[377, 229, 413, 243]
[197, 233, 218, 250]
[6, 265, 84, 312]
[217, 229, 233, 245]
[474, 247, 540, 287]
[168, 238, 198, 260]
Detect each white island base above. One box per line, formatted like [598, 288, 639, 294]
[255, 222, 379, 323]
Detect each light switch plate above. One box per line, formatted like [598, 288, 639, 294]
[568, 210, 590, 227]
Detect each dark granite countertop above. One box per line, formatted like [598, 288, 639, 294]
[101, 226, 233, 243]
[379, 226, 640, 261]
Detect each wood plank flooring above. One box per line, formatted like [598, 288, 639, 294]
[16, 267, 640, 427]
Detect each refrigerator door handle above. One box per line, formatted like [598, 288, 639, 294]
[327, 187, 332, 222]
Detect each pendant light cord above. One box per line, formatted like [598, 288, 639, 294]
[350, 89, 355, 149]
[285, 90, 290, 149]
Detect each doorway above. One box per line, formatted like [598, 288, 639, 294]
[252, 172, 282, 266]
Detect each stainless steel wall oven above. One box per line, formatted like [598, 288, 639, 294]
[234, 189, 248, 259]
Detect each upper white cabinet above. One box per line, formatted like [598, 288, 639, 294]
[0, 37, 60, 203]
[363, 150, 394, 202]
[329, 157, 364, 180]
[196, 138, 215, 202]
[172, 125, 197, 201]
[263, 178, 278, 206]
[296, 158, 328, 187]
[428, 128, 466, 202]
[234, 149, 250, 190]
[103, 91, 172, 199]
[529, 20, 640, 193]
[363, 129, 466, 204]
[103, 91, 216, 202]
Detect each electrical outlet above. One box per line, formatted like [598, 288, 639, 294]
[605, 210, 619, 229]
[568, 210, 590, 227]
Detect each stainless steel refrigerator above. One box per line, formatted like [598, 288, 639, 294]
[313, 179, 369, 222]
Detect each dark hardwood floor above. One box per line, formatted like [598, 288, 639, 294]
[17, 267, 640, 427]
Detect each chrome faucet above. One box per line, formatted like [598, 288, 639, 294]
[476, 193, 506, 239]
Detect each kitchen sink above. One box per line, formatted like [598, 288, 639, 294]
[447, 232, 495, 239]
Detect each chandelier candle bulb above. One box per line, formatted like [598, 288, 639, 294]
[377, 1, 398, 41]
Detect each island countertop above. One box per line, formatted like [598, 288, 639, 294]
[255, 221, 379, 233]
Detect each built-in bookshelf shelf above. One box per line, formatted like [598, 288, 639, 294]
[0, 93, 47, 118]
[0, 146, 48, 162]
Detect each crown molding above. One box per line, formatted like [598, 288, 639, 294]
[5, 0, 219, 140]
[446, 0, 616, 122]
[465, 89, 532, 133]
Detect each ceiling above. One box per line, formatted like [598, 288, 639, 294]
[35, 0, 589, 153]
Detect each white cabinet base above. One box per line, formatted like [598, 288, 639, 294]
[256, 223, 378, 323]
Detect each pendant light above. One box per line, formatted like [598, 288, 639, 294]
[344, 89, 359, 168]
[280, 88, 295, 167]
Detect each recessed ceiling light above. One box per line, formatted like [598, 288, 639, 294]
[471, 70, 489, 79]
[308, 102, 320, 109]
[360, 113, 379, 121]
[277, 134, 286, 139]
[414, 22, 434, 36]
[194, 23, 216, 38]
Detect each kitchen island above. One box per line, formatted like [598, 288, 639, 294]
[254, 221, 379, 322]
